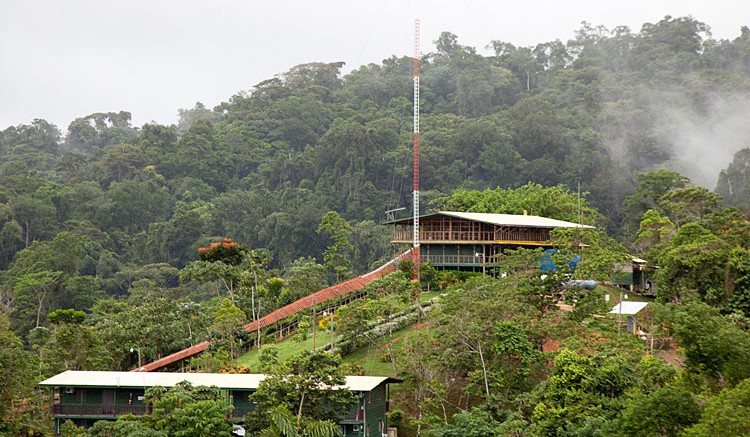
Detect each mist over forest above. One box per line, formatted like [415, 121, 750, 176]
[2, 15, 750, 436]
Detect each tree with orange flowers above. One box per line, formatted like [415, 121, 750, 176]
[181, 238, 248, 303]
[197, 238, 246, 265]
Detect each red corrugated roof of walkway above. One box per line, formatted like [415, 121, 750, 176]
[135, 341, 211, 372]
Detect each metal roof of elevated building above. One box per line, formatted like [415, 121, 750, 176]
[39, 370, 399, 392]
[389, 211, 594, 229]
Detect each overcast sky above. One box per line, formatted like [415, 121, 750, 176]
[1, 0, 748, 131]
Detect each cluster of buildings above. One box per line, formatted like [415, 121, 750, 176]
[41, 211, 652, 435]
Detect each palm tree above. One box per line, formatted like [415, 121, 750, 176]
[260, 405, 340, 437]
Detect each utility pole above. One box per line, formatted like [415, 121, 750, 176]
[330, 308, 335, 352]
[130, 347, 142, 369]
[618, 291, 628, 336]
[312, 291, 316, 351]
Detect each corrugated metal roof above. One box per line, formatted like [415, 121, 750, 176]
[439, 212, 594, 229]
[135, 341, 211, 372]
[345, 376, 402, 391]
[134, 248, 414, 372]
[39, 370, 264, 389]
[389, 211, 594, 229]
[40, 371, 399, 392]
[609, 301, 649, 315]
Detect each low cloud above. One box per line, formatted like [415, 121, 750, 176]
[652, 92, 750, 188]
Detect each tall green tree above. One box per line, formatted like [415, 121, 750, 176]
[210, 298, 247, 359]
[551, 227, 631, 281]
[106, 168, 175, 233]
[634, 209, 675, 255]
[180, 238, 248, 302]
[684, 377, 750, 437]
[654, 302, 750, 388]
[317, 211, 354, 283]
[145, 382, 232, 437]
[529, 348, 637, 436]
[38, 308, 110, 374]
[279, 257, 328, 306]
[654, 223, 728, 304]
[716, 148, 750, 211]
[250, 351, 356, 434]
[12, 270, 62, 329]
[0, 313, 45, 435]
[427, 277, 543, 411]
[623, 170, 690, 231]
[608, 385, 701, 437]
[658, 185, 722, 227]
[726, 247, 750, 315]
[11, 195, 57, 247]
[87, 418, 166, 437]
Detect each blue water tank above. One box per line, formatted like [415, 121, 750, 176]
[566, 279, 597, 290]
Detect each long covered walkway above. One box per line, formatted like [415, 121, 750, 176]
[133, 248, 413, 372]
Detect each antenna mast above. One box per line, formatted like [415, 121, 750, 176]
[412, 18, 421, 282]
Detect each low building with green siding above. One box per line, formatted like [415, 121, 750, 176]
[40, 371, 399, 436]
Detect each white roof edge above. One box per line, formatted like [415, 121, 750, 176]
[609, 301, 649, 315]
[437, 211, 595, 229]
[39, 371, 394, 392]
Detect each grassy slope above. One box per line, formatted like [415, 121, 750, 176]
[235, 334, 318, 369]
[235, 285, 642, 374]
[340, 323, 424, 376]
[235, 308, 435, 376]
[235, 323, 426, 376]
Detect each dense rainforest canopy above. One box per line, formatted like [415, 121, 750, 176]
[2, 15, 750, 436]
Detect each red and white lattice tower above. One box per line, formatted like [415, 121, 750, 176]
[412, 19, 421, 282]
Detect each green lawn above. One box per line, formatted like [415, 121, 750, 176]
[235, 331, 332, 370]
[235, 323, 426, 377]
[342, 324, 424, 377]
[598, 284, 650, 303]
[419, 290, 441, 304]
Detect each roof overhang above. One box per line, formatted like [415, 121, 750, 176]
[39, 371, 401, 392]
[609, 301, 649, 315]
[386, 211, 594, 229]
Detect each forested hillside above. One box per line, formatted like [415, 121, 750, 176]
[2, 15, 750, 436]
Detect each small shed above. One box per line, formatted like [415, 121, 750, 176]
[609, 301, 649, 334]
